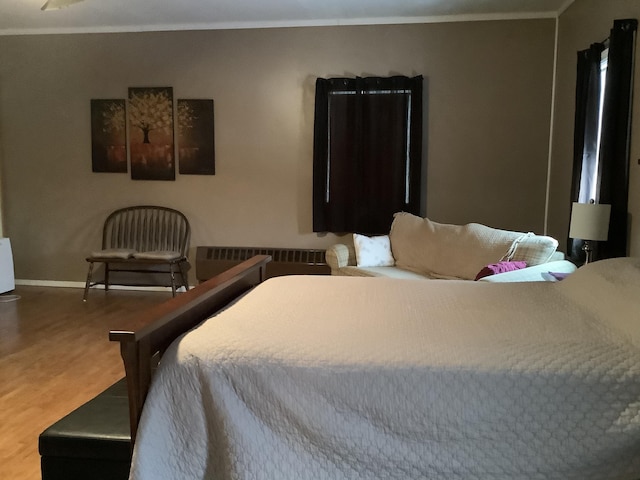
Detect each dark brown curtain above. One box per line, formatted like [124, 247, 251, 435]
[568, 19, 637, 262]
[313, 76, 423, 234]
[597, 19, 637, 259]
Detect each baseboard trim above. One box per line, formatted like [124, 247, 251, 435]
[14, 279, 187, 292]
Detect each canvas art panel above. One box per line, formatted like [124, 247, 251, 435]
[128, 87, 175, 181]
[90, 99, 127, 173]
[177, 99, 215, 175]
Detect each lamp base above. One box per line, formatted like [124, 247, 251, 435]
[582, 241, 594, 265]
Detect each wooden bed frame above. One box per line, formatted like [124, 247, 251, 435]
[109, 255, 272, 443]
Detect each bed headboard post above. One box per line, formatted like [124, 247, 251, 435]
[110, 255, 272, 444]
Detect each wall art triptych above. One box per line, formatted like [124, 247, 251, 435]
[90, 87, 215, 180]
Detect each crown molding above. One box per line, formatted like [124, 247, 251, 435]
[0, 11, 560, 36]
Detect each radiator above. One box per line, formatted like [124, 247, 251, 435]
[195, 246, 330, 282]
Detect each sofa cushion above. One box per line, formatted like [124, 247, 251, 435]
[338, 265, 432, 280]
[389, 212, 521, 280]
[353, 234, 395, 267]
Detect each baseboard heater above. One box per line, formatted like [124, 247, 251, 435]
[196, 246, 330, 283]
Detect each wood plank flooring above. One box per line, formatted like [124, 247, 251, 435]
[0, 286, 169, 480]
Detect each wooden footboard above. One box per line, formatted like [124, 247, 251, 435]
[109, 255, 271, 443]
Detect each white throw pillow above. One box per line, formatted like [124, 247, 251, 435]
[353, 234, 395, 267]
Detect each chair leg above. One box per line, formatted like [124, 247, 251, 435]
[177, 261, 189, 292]
[169, 264, 177, 297]
[104, 263, 110, 292]
[83, 262, 95, 302]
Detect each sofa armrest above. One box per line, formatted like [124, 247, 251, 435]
[325, 244, 356, 273]
[478, 260, 577, 283]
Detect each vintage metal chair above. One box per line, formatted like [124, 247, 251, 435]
[83, 206, 191, 301]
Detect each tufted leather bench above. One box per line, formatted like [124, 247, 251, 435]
[39, 379, 131, 480]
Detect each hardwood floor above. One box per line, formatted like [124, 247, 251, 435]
[0, 286, 169, 480]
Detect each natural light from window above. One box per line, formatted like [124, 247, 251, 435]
[591, 48, 609, 202]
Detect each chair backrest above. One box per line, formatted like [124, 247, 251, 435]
[102, 206, 190, 256]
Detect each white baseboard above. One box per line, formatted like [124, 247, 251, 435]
[14, 279, 188, 292]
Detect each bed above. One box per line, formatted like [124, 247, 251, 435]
[110, 255, 640, 480]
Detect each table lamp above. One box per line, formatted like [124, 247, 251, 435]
[569, 202, 611, 265]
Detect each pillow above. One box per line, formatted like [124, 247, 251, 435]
[89, 248, 137, 259]
[389, 212, 521, 280]
[505, 233, 558, 266]
[353, 234, 395, 267]
[132, 250, 182, 261]
[475, 261, 527, 280]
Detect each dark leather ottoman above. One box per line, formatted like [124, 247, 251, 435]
[39, 379, 131, 480]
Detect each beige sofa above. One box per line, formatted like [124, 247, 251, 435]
[326, 212, 577, 282]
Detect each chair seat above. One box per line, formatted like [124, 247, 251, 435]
[132, 250, 182, 261]
[89, 248, 137, 260]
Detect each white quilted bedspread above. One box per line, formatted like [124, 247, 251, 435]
[129, 257, 640, 480]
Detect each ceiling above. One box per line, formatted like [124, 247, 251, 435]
[1, 0, 574, 35]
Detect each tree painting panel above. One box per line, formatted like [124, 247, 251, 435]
[91, 99, 127, 173]
[177, 99, 215, 175]
[128, 87, 175, 181]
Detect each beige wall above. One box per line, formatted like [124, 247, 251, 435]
[0, 20, 555, 283]
[549, 0, 640, 256]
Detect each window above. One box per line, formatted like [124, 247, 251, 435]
[312, 76, 423, 234]
[589, 47, 608, 203]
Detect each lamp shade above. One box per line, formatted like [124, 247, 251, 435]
[569, 202, 611, 241]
